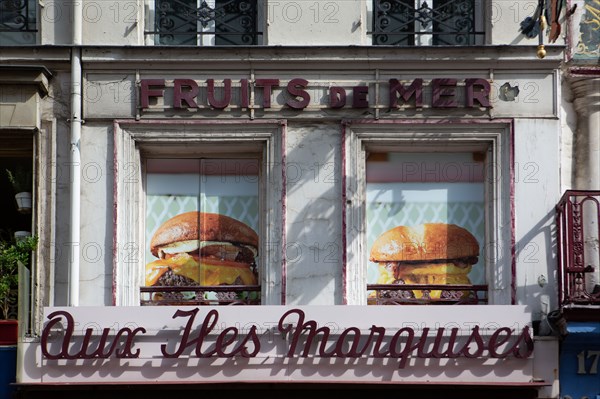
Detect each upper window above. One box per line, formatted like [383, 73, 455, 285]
[0, 0, 37, 45]
[344, 123, 512, 306]
[366, 152, 487, 304]
[113, 121, 283, 306]
[370, 0, 485, 46]
[145, 0, 263, 45]
[143, 158, 261, 305]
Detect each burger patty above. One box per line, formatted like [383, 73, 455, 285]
[162, 243, 256, 264]
[200, 243, 256, 264]
[155, 270, 199, 287]
[384, 256, 478, 268]
[154, 269, 247, 287]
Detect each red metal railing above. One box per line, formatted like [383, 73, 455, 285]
[140, 285, 261, 306]
[367, 284, 488, 305]
[556, 190, 600, 308]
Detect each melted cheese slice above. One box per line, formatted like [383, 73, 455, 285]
[158, 240, 257, 259]
[145, 253, 257, 286]
[376, 262, 473, 299]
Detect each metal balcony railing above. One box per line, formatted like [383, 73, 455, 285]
[146, 0, 262, 45]
[140, 285, 261, 306]
[367, 284, 488, 305]
[556, 190, 600, 309]
[371, 0, 484, 46]
[0, 0, 37, 43]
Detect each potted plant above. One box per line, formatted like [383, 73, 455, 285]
[0, 235, 37, 344]
[6, 166, 33, 214]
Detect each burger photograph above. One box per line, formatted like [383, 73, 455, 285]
[145, 211, 259, 289]
[144, 158, 260, 304]
[365, 151, 487, 303]
[369, 223, 480, 300]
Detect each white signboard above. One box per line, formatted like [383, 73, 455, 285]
[20, 305, 538, 384]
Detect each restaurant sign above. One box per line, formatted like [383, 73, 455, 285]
[26, 306, 538, 384]
[140, 77, 492, 110]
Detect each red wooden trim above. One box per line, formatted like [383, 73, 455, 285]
[280, 121, 287, 306]
[509, 119, 516, 305]
[341, 121, 348, 305]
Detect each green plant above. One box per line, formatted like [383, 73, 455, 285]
[6, 166, 33, 194]
[0, 236, 37, 320]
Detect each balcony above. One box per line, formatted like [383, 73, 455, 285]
[140, 285, 261, 305]
[145, 0, 262, 45]
[0, 0, 37, 44]
[556, 190, 600, 319]
[367, 284, 488, 305]
[370, 0, 485, 46]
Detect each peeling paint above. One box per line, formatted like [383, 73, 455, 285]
[499, 82, 520, 102]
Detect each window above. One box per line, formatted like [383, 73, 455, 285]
[370, 0, 485, 46]
[344, 122, 512, 305]
[113, 121, 283, 306]
[146, 0, 263, 45]
[0, 0, 37, 45]
[143, 158, 261, 305]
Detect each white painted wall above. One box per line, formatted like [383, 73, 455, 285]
[284, 123, 343, 305]
[34, 0, 576, 47]
[267, 1, 364, 45]
[78, 123, 115, 306]
[513, 118, 561, 322]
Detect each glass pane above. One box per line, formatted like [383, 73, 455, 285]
[144, 158, 260, 304]
[432, 0, 478, 45]
[366, 152, 486, 302]
[373, 0, 415, 45]
[215, 0, 259, 45]
[0, 0, 37, 45]
[156, 0, 198, 45]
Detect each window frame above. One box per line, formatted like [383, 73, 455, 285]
[144, 0, 265, 46]
[368, 0, 487, 46]
[343, 121, 513, 305]
[0, 0, 38, 45]
[113, 120, 284, 306]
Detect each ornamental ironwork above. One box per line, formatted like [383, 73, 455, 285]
[371, 0, 484, 46]
[367, 284, 488, 305]
[147, 0, 261, 45]
[140, 285, 261, 305]
[0, 0, 37, 43]
[556, 190, 600, 308]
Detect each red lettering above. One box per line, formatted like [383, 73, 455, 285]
[458, 326, 485, 358]
[511, 326, 534, 359]
[140, 79, 165, 109]
[389, 327, 414, 368]
[255, 79, 279, 108]
[240, 78, 249, 108]
[215, 326, 240, 357]
[173, 79, 199, 108]
[432, 78, 458, 108]
[430, 327, 461, 358]
[370, 325, 389, 358]
[389, 78, 423, 108]
[207, 78, 232, 109]
[466, 78, 491, 108]
[488, 327, 513, 358]
[333, 327, 363, 358]
[41, 311, 145, 360]
[329, 86, 346, 108]
[161, 308, 200, 358]
[236, 325, 261, 358]
[286, 78, 310, 109]
[352, 86, 369, 108]
[41, 311, 77, 360]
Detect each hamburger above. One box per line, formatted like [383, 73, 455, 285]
[369, 223, 479, 299]
[145, 212, 258, 289]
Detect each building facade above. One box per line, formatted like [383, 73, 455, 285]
[0, 0, 598, 398]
